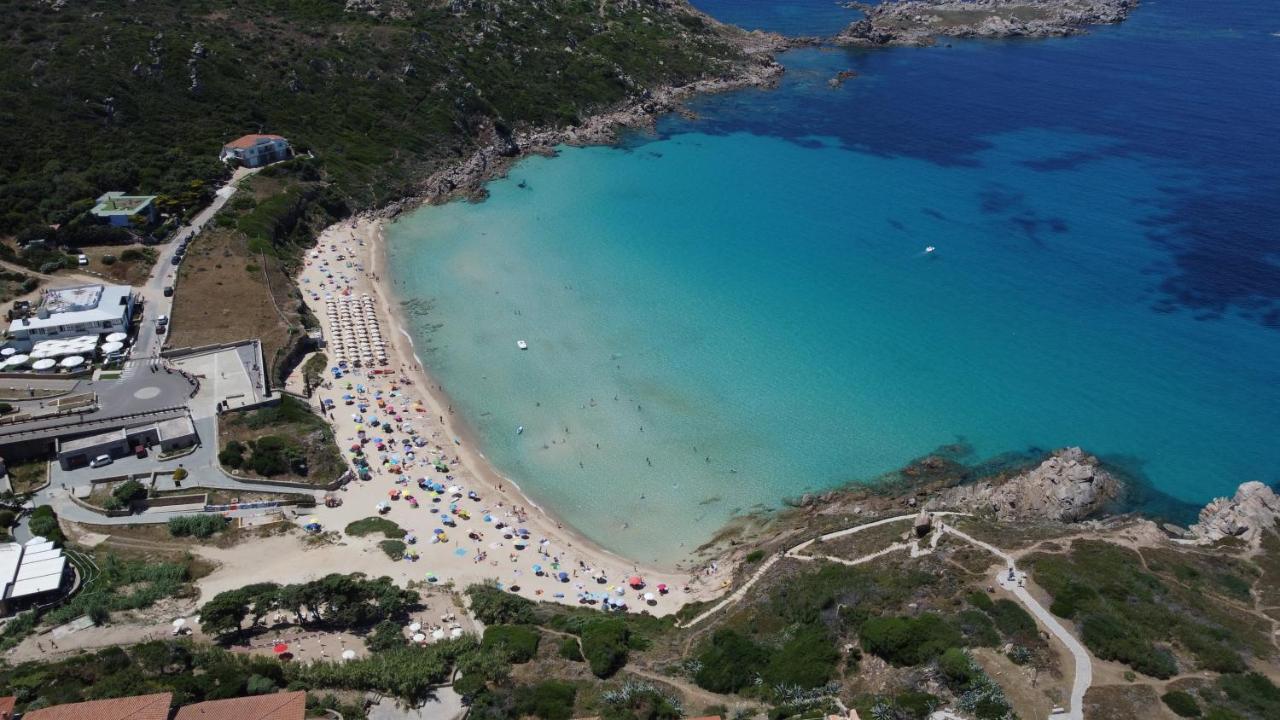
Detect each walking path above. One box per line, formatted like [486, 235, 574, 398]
[678, 512, 1093, 720]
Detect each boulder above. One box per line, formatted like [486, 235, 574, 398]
[935, 447, 1121, 522]
[1188, 481, 1280, 547]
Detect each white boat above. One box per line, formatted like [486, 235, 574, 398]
[516, 340, 528, 350]
[925, 246, 936, 254]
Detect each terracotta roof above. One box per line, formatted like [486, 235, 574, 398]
[0, 695, 16, 720]
[223, 133, 287, 149]
[173, 691, 306, 720]
[22, 692, 172, 720]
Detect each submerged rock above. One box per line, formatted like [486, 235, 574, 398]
[934, 446, 1121, 522]
[1188, 481, 1280, 547]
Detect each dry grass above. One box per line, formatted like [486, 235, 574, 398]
[168, 226, 302, 369]
[77, 244, 158, 286]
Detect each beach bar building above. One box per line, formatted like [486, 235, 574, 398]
[220, 134, 292, 168]
[5, 284, 135, 349]
[0, 536, 73, 617]
[90, 192, 159, 227]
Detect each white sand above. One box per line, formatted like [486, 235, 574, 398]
[193, 216, 730, 617]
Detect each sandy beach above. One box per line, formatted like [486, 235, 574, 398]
[257, 214, 731, 617]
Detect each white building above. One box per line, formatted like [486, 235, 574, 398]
[220, 134, 292, 168]
[6, 284, 135, 348]
[0, 536, 72, 616]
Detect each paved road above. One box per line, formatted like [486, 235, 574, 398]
[134, 167, 258, 359]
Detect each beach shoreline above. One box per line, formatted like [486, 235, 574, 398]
[286, 217, 731, 618]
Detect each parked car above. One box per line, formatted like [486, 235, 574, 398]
[163, 286, 174, 297]
[134, 444, 148, 459]
[90, 454, 113, 468]
[77, 254, 89, 266]
[156, 314, 168, 327]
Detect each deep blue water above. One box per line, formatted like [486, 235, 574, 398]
[386, 0, 1280, 563]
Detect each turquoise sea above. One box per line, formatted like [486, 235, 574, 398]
[386, 0, 1280, 564]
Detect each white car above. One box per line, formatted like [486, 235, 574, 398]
[77, 254, 89, 266]
[90, 454, 113, 468]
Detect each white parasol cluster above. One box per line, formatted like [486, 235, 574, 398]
[325, 293, 389, 367]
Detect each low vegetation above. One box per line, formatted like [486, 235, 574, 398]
[1025, 539, 1266, 678]
[345, 516, 405, 539]
[218, 397, 343, 483]
[167, 514, 228, 539]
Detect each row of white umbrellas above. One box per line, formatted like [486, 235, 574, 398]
[326, 294, 389, 366]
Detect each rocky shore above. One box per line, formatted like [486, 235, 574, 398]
[836, 0, 1138, 47]
[381, 22, 800, 214]
[932, 446, 1122, 522]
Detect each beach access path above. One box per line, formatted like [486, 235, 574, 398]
[677, 512, 1092, 720]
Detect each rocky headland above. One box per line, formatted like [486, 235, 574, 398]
[1186, 481, 1280, 548]
[835, 0, 1138, 47]
[932, 446, 1122, 522]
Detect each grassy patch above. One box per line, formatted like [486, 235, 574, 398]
[345, 516, 405, 539]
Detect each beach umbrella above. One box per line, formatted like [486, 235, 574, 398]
[412, 633, 426, 643]
[643, 592, 655, 602]
[426, 572, 438, 583]
[409, 621, 422, 632]
[432, 629, 445, 640]
[172, 618, 186, 629]
[342, 649, 357, 660]
[532, 564, 543, 575]
[59, 355, 83, 369]
[628, 575, 644, 588]
[273, 643, 289, 654]
[450, 628, 463, 639]
[657, 583, 669, 594]
[558, 572, 569, 582]
[0, 348, 13, 357]
[101, 341, 124, 354]
[106, 332, 127, 342]
[31, 358, 56, 371]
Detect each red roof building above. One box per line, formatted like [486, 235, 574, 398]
[173, 691, 306, 720]
[0, 695, 16, 720]
[220, 134, 292, 168]
[21, 692, 172, 720]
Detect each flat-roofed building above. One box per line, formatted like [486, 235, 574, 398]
[174, 690, 306, 720]
[6, 284, 135, 348]
[90, 192, 158, 228]
[0, 536, 73, 616]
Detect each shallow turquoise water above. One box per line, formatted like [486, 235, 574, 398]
[387, 0, 1280, 564]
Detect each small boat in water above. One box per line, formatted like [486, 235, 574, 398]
[925, 246, 936, 254]
[516, 340, 528, 350]
[516, 425, 524, 435]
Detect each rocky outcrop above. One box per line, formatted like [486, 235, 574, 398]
[835, 0, 1138, 47]
[934, 447, 1121, 522]
[1187, 481, 1280, 547]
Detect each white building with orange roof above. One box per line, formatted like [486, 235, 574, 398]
[220, 133, 291, 168]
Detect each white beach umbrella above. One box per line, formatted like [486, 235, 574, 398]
[31, 358, 56, 371]
[431, 629, 445, 640]
[172, 618, 186, 629]
[341, 649, 357, 660]
[101, 342, 124, 354]
[0, 348, 14, 357]
[412, 633, 426, 643]
[59, 355, 84, 368]
[106, 332, 127, 343]
[6, 354, 29, 367]
[409, 621, 422, 632]
[450, 628, 463, 639]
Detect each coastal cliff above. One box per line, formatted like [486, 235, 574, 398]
[932, 446, 1122, 522]
[836, 0, 1138, 47]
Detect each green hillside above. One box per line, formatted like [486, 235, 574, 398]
[0, 0, 746, 232]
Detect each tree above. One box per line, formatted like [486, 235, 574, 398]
[481, 625, 541, 663]
[367, 619, 407, 652]
[467, 583, 536, 625]
[112, 479, 147, 505]
[199, 590, 250, 640]
[515, 681, 577, 720]
[859, 614, 962, 667]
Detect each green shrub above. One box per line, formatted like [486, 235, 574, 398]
[954, 609, 1000, 647]
[367, 619, 407, 652]
[559, 637, 583, 661]
[1162, 690, 1202, 718]
[28, 505, 65, 544]
[938, 647, 975, 686]
[744, 549, 765, 563]
[482, 625, 540, 663]
[168, 514, 227, 538]
[219, 442, 245, 469]
[101, 254, 117, 265]
[694, 628, 768, 693]
[345, 516, 406, 539]
[112, 479, 148, 505]
[1218, 672, 1280, 718]
[763, 624, 840, 689]
[515, 681, 577, 720]
[1080, 612, 1177, 679]
[172, 468, 188, 481]
[0, 509, 16, 528]
[859, 613, 962, 667]
[379, 539, 406, 560]
[466, 583, 535, 625]
[581, 618, 629, 678]
[988, 598, 1038, 642]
